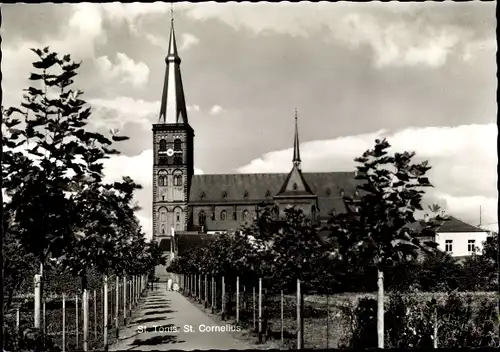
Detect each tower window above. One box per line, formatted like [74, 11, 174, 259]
[158, 170, 168, 187]
[292, 183, 298, 191]
[222, 191, 227, 199]
[160, 210, 166, 222]
[199, 192, 205, 200]
[159, 139, 167, 151]
[173, 170, 183, 186]
[242, 210, 249, 221]
[174, 138, 182, 151]
[174, 156, 183, 165]
[220, 210, 227, 221]
[243, 191, 249, 199]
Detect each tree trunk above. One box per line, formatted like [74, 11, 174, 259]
[377, 269, 384, 349]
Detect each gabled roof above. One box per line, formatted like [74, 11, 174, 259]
[276, 165, 314, 197]
[406, 216, 486, 234]
[436, 216, 485, 233]
[188, 172, 360, 220]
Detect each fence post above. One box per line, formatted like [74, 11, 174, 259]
[42, 299, 46, 335]
[83, 289, 89, 351]
[281, 290, 284, 345]
[115, 276, 120, 339]
[104, 275, 108, 350]
[123, 276, 127, 325]
[76, 295, 79, 347]
[326, 293, 329, 349]
[222, 276, 226, 319]
[236, 277, 240, 324]
[258, 278, 262, 336]
[34, 274, 41, 329]
[16, 306, 20, 332]
[433, 304, 438, 348]
[205, 275, 208, 307]
[297, 279, 302, 350]
[253, 286, 256, 331]
[62, 294, 66, 352]
[211, 276, 215, 313]
[93, 290, 97, 341]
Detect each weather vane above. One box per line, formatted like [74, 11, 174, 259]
[295, 108, 298, 121]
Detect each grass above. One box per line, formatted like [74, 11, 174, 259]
[181, 288, 499, 349]
[5, 284, 144, 352]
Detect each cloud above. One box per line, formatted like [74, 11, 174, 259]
[185, 2, 494, 68]
[237, 123, 497, 232]
[209, 105, 224, 115]
[102, 148, 204, 240]
[88, 97, 160, 130]
[95, 53, 150, 88]
[180, 33, 200, 51]
[187, 104, 200, 112]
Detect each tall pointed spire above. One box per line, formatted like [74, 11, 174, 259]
[293, 108, 301, 169]
[158, 8, 188, 124]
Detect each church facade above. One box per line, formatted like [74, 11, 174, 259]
[152, 21, 358, 281]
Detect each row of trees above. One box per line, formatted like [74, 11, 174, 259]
[2, 48, 165, 349]
[168, 139, 497, 348]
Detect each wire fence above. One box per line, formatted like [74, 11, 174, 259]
[4, 271, 149, 352]
[178, 273, 499, 349]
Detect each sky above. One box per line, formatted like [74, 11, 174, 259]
[2, 2, 497, 239]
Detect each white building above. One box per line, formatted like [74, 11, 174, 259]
[411, 215, 491, 258]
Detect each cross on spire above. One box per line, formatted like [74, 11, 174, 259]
[170, 3, 174, 23]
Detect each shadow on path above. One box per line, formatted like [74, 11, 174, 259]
[143, 309, 176, 316]
[131, 335, 185, 346]
[142, 304, 171, 310]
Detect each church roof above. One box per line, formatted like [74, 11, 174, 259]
[189, 172, 359, 219]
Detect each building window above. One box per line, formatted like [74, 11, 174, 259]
[220, 210, 227, 221]
[161, 224, 165, 235]
[242, 210, 249, 221]
[176, 213, 181, 222]
[162, 195, 165, 200]
[243, 191, 249, 199]
[211, 206, 216, 221]
[468, 240, 476, 253]
[159, 139, 167, 151]
[265, 190, 271, 197]
[292, 183, 298, 191]
[233, 211, 237, 220]
[198, 211, 206, 225]
[158, 157, 168, 165]
[174, 138, 182, 151]
[200, 192, 205, 200]
[222, 191, 227, 199]
[445, 239, 453, 253]
[326, 188, 331, 196]
[160, 210, 166, 222]
[173, 170, 182, 186]
[158, 170, 167, 186]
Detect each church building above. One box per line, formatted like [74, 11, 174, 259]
[152, 20, 358, 281]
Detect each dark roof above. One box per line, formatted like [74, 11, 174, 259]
[276, 165, 314, 196]
[406, 216, 486, 234]
[175, 233, 218, 255]
[436, 216, 485, 233]
[189, 172, 359, 219]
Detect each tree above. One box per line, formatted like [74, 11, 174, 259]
[330, 138, 440, 348]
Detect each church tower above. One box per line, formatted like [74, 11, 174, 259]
[152, 19, 194, 256]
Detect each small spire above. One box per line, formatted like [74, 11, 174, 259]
[293, 108, 301, 169]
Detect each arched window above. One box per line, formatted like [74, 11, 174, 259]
[198, 211, 206, 226]
[199, 192, 205, 200]
[159, 139, 167, 151]
[243, 191, 249, 199]
[175, 208, 181, 222]
[158, 170, 168, 187]
[220, 210, 227, 221]
[161, 224, 165, 235]
[242, 210, 249, 221]
[173, 170, 183, 186]
[174, 156, 183, 165]
[222, 191, 227, 199]
[160, 209, 167, 222]
[174, 138, 182, 151]
[292, 183, 298, 191]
